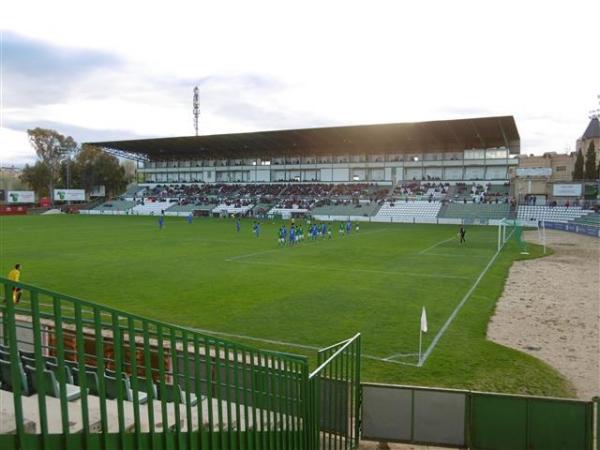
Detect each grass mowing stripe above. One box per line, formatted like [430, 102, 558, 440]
[228, 259, 473, 280]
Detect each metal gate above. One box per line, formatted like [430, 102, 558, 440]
[307, 335, 361, 450]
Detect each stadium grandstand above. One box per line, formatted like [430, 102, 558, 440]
[81, 116, 528, 222]
[82, 116, 600, 228]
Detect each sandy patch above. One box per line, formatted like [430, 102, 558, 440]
[488, 230, 600, 400]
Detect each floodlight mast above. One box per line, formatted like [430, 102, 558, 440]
[193, 86, 200, 136]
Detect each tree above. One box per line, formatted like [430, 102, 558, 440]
[20, 162, 52, 198]
[573, 149, 584, 180]
[27, 128, 78, 203]
[584, 140, 597, 180]
[74, 144, 130, 197]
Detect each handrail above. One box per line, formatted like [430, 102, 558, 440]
[309, 333, 360, 378]
[0, 276, 302, 362]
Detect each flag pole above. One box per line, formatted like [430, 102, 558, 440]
[418, 328, 422, 364]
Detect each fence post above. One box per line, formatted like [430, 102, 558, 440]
[4, 280, 25, 445]
[594, 397, 599, 450]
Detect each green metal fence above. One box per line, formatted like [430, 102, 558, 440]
[470, 391, 594, 450]
[2, 277, 359, 450]
[307, 335, 361, 450]
[361, 383, 596, 450]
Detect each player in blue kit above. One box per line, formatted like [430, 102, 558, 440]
[236, 218, 241, 232]
[289, 226, 296, 245]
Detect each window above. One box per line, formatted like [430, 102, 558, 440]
[555, 166, 566, 172]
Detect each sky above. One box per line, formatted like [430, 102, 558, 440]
[1, 0, 599, 167]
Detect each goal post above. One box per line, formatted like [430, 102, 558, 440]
[537, 219, 546, 254]
[498, 218, 524, 252]
[499, 218, 529, 254]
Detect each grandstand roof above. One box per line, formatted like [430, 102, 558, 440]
[90, 116, 520, 161]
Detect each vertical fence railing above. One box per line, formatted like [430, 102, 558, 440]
[0, 277, 311, 450]
[308, 333, 361, 450]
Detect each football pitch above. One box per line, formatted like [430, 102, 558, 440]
[0, 215, 572, 397]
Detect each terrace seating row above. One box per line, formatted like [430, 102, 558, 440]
[517, 206, 589, 223]
[94, 200, 135, 211]
[373, 200, 442, 221]
[439, 203, 510, 221]
[311, 202, 381, 217]
[0, 346, 197, 407]
[0, 345, 205, 434]
[131, 199, 177, 215]
[568, 212, 600, 227]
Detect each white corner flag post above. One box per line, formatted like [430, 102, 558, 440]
[419, 306, 428, 365]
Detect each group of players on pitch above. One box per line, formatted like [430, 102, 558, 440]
[277, 219, 358, 246]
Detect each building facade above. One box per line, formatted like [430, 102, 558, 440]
[576, 117, 600, 161]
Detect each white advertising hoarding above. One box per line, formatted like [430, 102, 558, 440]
[53, 189, 86, 201]
[90, 185, 106, 197]
[7, 191, 35, 203]
[552, 184, 582, 197]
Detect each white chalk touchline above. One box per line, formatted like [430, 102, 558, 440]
[189, 326, 419, 366]
[383, 352, 419, 361]
[190, 327, 322, 351]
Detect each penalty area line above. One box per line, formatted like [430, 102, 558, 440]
[418, 236, 456, 254]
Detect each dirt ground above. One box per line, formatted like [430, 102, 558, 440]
[488, 230, 600, 400]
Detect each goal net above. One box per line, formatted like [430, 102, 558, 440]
[498, 218, 526, 253]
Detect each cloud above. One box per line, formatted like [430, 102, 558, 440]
[2, 31, 124, 108]
[2, 0, 599, 165]
[0, 128, 37, 167]
[4, 120, 149, 144]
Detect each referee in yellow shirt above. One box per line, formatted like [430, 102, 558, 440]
[7, 264, 22, 304]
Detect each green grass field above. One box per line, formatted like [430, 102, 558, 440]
[0, 214, 573, 397]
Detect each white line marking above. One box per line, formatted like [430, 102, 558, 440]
[229, 259, 472, 280]
[421, 252, 491, 259]
[190, 327, 322, 351]
[363, 354, 419, 367]
[417, 228, 515, 367]
[383, 352, 419, 361]
[189, 326, 419, 366]
[226, 248, 281, 261]
[418, 236, 456, 254]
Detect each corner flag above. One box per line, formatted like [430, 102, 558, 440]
[420, 307, 428, 333]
